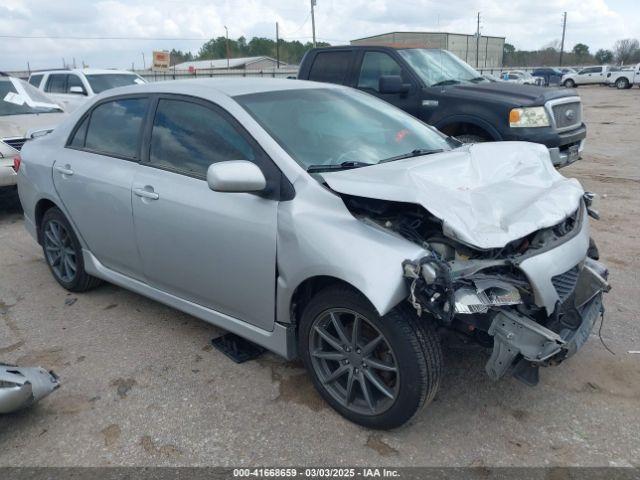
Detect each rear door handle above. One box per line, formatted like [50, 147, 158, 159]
[55, 165, 74, 176]
[134, 187, 159, 200]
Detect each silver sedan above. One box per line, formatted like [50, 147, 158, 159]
[16, 79, 609, 429]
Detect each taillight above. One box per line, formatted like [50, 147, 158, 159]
[12, 155, 21, 172]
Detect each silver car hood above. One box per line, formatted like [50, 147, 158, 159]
[0, 112, 66, 138]
[322, 142, 585, 249]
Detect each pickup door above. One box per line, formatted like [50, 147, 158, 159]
[576, 66, 604, 85]
[43, 73, 88, 112]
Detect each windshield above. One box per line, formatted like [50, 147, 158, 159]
[236, 88, 452, 170]
[0, 78, 63, 116]
[86, 74, 145, 93]
[398, 49, 485, 86]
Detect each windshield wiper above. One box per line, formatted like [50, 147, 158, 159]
[431, 79, 461, 87]
[379, 148, 444, 164]
[306, 161, 371, 173]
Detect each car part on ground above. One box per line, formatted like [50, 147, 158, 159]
[0, 364, 59, 414]
[17, 78, 609, 429]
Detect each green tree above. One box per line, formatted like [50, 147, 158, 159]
[572, 43, 590, 58]
[595, 49, 613, 64]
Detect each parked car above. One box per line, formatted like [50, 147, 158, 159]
[298, 46, 586, 168]
[28, 69, 146, 113]
[532, 68, 564, 86]
[1, 74, 66, 191]
[17, 78, 610, 429]
[606, 63, 640, 89]
[561, 66, 608, 87]
[482, 73, 503, 83]
[501, 70, 543, 85]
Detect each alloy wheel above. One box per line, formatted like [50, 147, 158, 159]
[43, 219, 77, 283]
[309, 308, 399, 416]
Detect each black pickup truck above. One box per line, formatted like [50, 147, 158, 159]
[298, 46, 586, 168]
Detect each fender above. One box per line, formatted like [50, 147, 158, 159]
[434, 114, 503, 141]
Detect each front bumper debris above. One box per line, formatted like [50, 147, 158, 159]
[0, 364, 60, 414]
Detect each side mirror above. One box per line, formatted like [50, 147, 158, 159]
[378, 75, 410, 94]
[69, 86, 86, 95]
[206, 161, 266, 193]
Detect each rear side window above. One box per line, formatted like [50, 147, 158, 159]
[84, 98, 148, 159]
[148, 98, 256, 178]
[46, 74, 67, 93]
[29, 74, 43, 88]
[357, 51, 403, 91]
[308, 51, 352, 85]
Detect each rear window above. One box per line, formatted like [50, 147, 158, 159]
[308, 51, 352, 85]
[83, 97, 148, 158]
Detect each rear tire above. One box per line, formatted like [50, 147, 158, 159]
[299, 286, 442, 429]
[41, 207, 102, 292]
[564, 79, 576, 88]
[615, 78, 629, 89]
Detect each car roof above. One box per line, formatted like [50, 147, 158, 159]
[94, 77, 342, 98]
[29, 69, 139, 76]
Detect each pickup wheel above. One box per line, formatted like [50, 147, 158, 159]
[615, 77, 630, 89]
[563, 79, 576, 88]
[41, 207, 102, 292]
[299, 286, 442, 429]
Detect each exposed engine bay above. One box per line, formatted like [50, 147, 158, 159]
[341, 192, 611, 386]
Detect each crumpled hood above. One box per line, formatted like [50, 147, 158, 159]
[322, 142, 585, 250]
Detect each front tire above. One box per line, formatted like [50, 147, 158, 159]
[564, 79, 576, 88]
[41, 207, 102, 292]
[299, 286, 442, 429]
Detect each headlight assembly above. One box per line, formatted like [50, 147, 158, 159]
[509, 107, 550, 128]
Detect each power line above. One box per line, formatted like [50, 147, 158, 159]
[0, 34, 210, 40]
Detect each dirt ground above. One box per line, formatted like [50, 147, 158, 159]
[0, 86, 638, 467]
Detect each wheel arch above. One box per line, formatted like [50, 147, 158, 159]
[34, 198, 60, 244]
[435, 116, 502, 141]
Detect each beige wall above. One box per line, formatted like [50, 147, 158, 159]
[351, 32, 504, 68]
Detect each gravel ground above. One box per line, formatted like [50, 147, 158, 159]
[0, 86, 638, 467]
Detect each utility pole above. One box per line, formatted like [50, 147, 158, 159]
[141, 52, 146, 70]
[559, 12, 567, 66]
[224, 26, 230, 70]
[275, 22, 280, 68]
[476, 12, 480, 69]
[310, 0, 317, 48]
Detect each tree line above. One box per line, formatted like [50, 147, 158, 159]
[168, 36, 330, 67]
[503, 38, 640, 67]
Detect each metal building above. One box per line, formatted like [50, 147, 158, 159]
[172, 56, 288, 71]
[351, 32, 505, 68]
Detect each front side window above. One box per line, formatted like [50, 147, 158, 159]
[308, 51, 352, 85]
[236, 88, 452, 170]
[46, 74, 67, 93]
[86, 74, 145, 94]
[398, 49, 485, 86]
[149, 98, 256, 178]
[28, 74, 43, 87]
[84, 98, 148, 158]
[357, 52, 403, 91]
[67, 75, 86, 94]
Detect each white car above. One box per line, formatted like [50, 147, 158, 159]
[28, 69, 146, 113]
[501, 70, 543, 85]
[1, 75, 66, 189]
[561, 66, 608, 87]
[606, 63, 640, 89]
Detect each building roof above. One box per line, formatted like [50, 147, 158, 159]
[172, 56, 286, 70]
[352, 31, 506, 41]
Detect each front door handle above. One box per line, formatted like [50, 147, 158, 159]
[134, 187, 159, 200]
[55, 164, 74, 176]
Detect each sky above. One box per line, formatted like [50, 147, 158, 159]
[1, 0, 639, 71]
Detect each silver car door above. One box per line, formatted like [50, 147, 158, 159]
[131, 96, 279, 331]
[52, 96, 149, 279]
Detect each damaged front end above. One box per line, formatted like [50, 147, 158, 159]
[0, 364, 60, 414]
[343, 193, 610, 386]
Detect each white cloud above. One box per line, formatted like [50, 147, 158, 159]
[1, 0, 638, 70]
